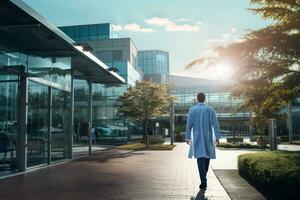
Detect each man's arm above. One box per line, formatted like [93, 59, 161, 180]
[211, 109, 221, 146]
[185, 109, 193, 145]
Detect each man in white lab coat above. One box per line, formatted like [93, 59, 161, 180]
[185, 92, 220, 190]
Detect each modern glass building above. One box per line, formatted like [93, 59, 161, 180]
[59, 24, 144, 144]
[59, 23, 120, 42]
[167, 75, 250, 135]
[136, 50, 250, 135]
[0, 0, 124, 177]
[138, 50, 169, 83]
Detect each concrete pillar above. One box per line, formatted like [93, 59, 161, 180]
[88, 79, 93, 156]
[170, 101, 174, 145]
[268, 118, 277, 151]
[287, 101, 293, 143]
[249, 111, 253, 139]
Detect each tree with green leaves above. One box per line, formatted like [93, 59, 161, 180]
[187, 0, 300, 131]
[117, 81, 175, 147]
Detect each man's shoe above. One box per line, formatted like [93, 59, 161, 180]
[199, 183, 207, 190]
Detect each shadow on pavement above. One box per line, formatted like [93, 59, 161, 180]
[191, 189, 207, 200]
[74, 148, 148, 163]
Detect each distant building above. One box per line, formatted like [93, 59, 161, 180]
[167, 75, 250, 135]
[138, 50, 169, 83]
[59, 23, 119, 41]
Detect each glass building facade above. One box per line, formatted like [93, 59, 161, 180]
[167, 75, 250, 135]
[138, 50, 169, 75]
[0, 0, 124, 177]
[59, 23, 119, 42]
[59, 24, 144, 144]
[138, 50, 169, 83]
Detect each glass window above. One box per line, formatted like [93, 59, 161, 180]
[156, 54, 166, 62]
[112, 50, 123, 61]
[98, 24, 109, 35]
[74, 26, 80, 37]
[98, 51, 112, 62]
[89, 25, 97, 36]
[80, 26, 89, 36]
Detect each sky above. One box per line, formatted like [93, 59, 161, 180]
[23, 0, 270, 80]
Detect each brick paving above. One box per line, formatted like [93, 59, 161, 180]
[0, 143, 230, 200]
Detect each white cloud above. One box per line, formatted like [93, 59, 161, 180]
[112, 24, 122, 31]
[222, 33, 231, 39]
[145, 17, 201, 32]
[145, 17, 170, 26]
[196, 21, 203, 25]
[123, 23, 156, 32]
[231, 28, 236, 32]
[177, 18, 189, 22]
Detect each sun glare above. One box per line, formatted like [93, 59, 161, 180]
[213, 63, 234, 80]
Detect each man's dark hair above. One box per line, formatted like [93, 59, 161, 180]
[197, 92, 205, 102]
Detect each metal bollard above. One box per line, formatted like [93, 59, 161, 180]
[268, 119, 277, 151]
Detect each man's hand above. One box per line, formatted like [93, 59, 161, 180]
[185, 139, 191, 145]
[216, 139, 220, 146]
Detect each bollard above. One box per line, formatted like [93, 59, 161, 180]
[268, 119, 277, 151]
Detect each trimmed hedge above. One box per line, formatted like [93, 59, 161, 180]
[238, 151, 300, 198]
[218, 142, 266, 149]
[117, 143, 176, 151]
[292, 141, 300, 145]
[175, 134, 185, 142]
[141, 136, 164, 145]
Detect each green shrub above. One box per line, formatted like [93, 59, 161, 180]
[175, 124, 185, 134]
[175, 134, 185, 142]
[250, 135, 281, 144]
[280, 136, 300, 142]
[226, 137, 244, 143]
[238, 151, 300, 198]
[141, 136, 164, 145]
[293, 141, 300, 145]
[218, 142, 265, 149]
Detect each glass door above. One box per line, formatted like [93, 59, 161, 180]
[27, 81, 49, 167]
[0, 71, 19, 175]
[51, 88, 71, 161]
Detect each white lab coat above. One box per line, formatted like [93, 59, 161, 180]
[185, 103, 221, 159]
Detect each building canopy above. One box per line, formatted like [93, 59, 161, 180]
[0, 0, 124, 84]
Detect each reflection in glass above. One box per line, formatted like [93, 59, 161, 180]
[0, 72, 18, 173]
[27, 81, 48, 167]
[51, 89, 70, 161]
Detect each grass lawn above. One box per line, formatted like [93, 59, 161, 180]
[238, 151, 300, 199]
[116, 143, 176, 151]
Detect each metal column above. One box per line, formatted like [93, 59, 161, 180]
[287, 101, 293, 143]
[88, 79, 93, 156]
[170, 101, 174, 145]
[18, 75, 27, 171]
[69, 74, 74, 159]
[47, 87, 52, 164]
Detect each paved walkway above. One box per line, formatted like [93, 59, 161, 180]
[0, 143, 230, 200]
[211, 149, 260, 170]
[278, 144, 300, 151]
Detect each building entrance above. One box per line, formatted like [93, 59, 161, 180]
[0, 71, 19, 176]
